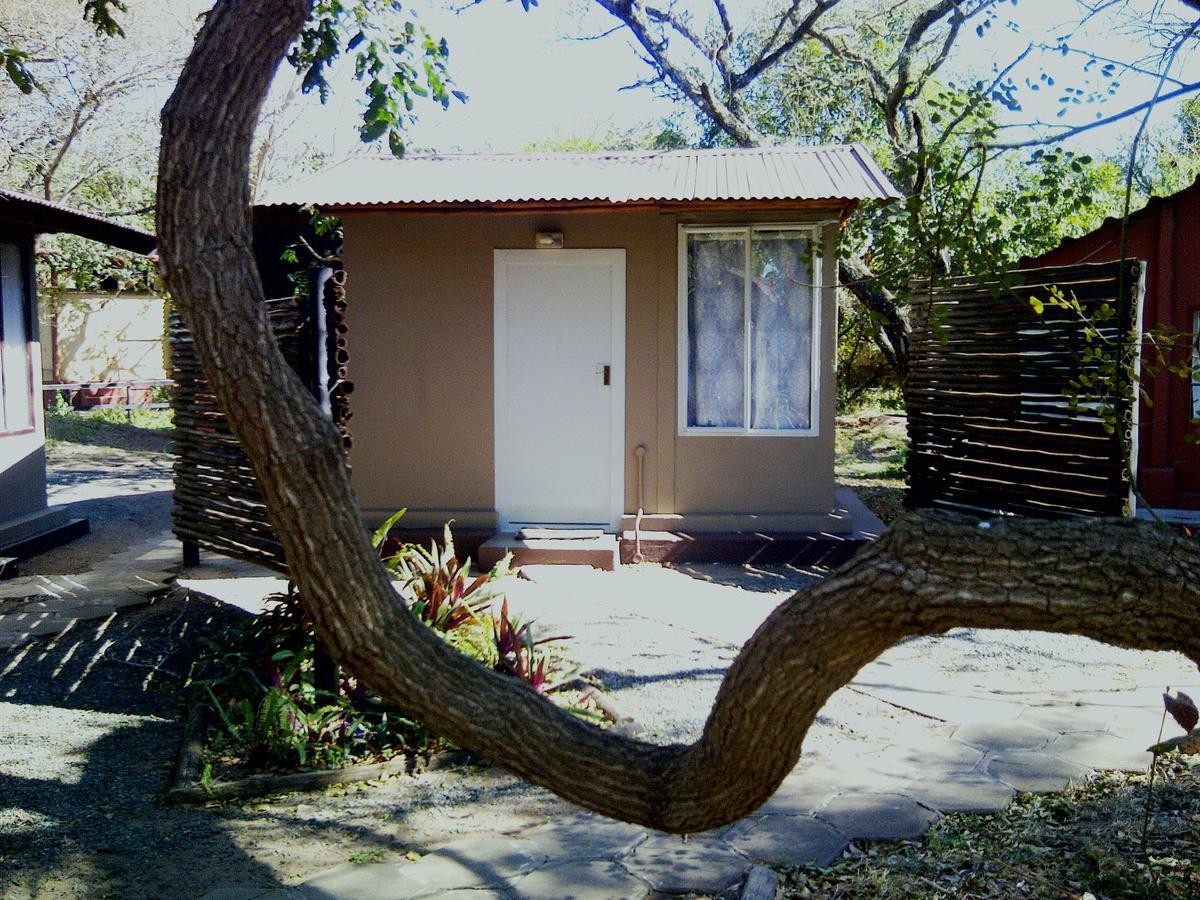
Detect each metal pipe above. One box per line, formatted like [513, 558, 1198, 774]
[633, 445, 647, 563]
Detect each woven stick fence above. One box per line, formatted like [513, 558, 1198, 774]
[170, 274, 351, 572]
[906, 260, 1144, 519]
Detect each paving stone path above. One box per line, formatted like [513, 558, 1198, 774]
[187, 562, 1198, 900]
[0, 533, 176, 650]
[229, 697, 1163, 900]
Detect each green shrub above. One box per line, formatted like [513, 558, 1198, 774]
[201, 515, 590, 773]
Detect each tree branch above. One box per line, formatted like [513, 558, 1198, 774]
[987, 77, 1200, 149]
[733, 0, 838, 90]
[839, 256, 909, 372]
[885, 0, 965, 143]
[594, 0, 764, 145]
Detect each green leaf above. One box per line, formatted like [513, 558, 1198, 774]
[371, 508, 407, 549]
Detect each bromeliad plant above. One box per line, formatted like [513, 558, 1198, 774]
[491, 598, 574, 695]
[377, 514, 575, 693]
[382, 515, 509, 633]
[202, 512, 589, 774]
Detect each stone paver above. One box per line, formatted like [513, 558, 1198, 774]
[864, 737, 985, 782]
[816, 792, 939, 841]
[1049, 732, 1153, 772]
[619, 833, 749, 895]
[986, 750, 1090, 793]
[725, 814, 848, 867]
[952, 720, 1054, 752]
[902, 772, 1016, 814]
[0, 534, 175, 650]
[1017, 704, 1116, 735]
[758, 774, 841, 816]
[510, 860, 648, 899]
[397, 836, 547, 892]
[293, 863, 432, 899]
[523, 814, 646, 864]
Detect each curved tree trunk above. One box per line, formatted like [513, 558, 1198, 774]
[157, 0, 1200, 835]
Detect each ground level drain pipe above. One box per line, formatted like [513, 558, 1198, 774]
[633, 444, 646, 563]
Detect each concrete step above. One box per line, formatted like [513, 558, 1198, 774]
[479, 533, 619, 571]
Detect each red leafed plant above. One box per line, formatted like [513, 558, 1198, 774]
[491, 597, 573, 694]
[380, 516, 511, 634]
[1163, 690, 1199, 734]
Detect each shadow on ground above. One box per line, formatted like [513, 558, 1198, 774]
[669, 561, 824, 593]
[0, 593, 577, 898]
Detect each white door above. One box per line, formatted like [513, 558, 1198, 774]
[494, 250, 625, 530]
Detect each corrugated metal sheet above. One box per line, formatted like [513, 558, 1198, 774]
[0, 189, 156, 254]
[262, 144, 900, 209]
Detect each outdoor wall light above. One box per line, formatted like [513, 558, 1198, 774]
[535, 231, 563, 249]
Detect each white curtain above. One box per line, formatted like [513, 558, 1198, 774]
[750, 231, 813, 430]
[686, 233, 744, 428]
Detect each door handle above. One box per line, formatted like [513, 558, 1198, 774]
[602, 365, 611, 386]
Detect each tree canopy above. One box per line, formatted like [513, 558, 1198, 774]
[584, 0, 1200, 377]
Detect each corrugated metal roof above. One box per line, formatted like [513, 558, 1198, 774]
[262, 144, 900, 210]
[0, 189, 156, 254]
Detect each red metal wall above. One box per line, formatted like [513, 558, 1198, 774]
[1029, 179, 1200, 510]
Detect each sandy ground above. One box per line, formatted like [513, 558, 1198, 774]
[2, 435, 1196, 898]
[24, 442, 174, 576]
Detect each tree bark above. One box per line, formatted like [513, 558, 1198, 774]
[839, 256, 910, 374]
[158, 0, 1200, 835]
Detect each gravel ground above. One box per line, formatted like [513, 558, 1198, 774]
[0, 592, 575, 900]
[496, 562, 1198, 756]
[3, 433, 1196, 897]
[24, 442, 174, 576]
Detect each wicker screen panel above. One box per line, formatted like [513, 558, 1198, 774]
[906, 260, 1143, 519]
[170, 297, 310, 571]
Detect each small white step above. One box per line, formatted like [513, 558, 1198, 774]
[516, 527, 604, 541]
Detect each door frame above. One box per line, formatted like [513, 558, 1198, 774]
[493, 249, 626, 531]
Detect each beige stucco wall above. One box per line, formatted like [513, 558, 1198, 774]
[342, 206, 846, 533]
[38, 291, 167, 382]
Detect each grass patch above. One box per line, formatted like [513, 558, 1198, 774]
[836, 394, 908, 524]
[781, 761, 1200, 898]
[45, 407, 174, 453]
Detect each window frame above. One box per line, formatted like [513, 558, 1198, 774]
[677, 223, 823, 437]
[0, 240, 36, 438]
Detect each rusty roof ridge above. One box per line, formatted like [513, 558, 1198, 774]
[1030, 171, 1200, 262]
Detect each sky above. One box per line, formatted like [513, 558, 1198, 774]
[288, 0, 674, 156]
[279, 0, 1200, 161]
